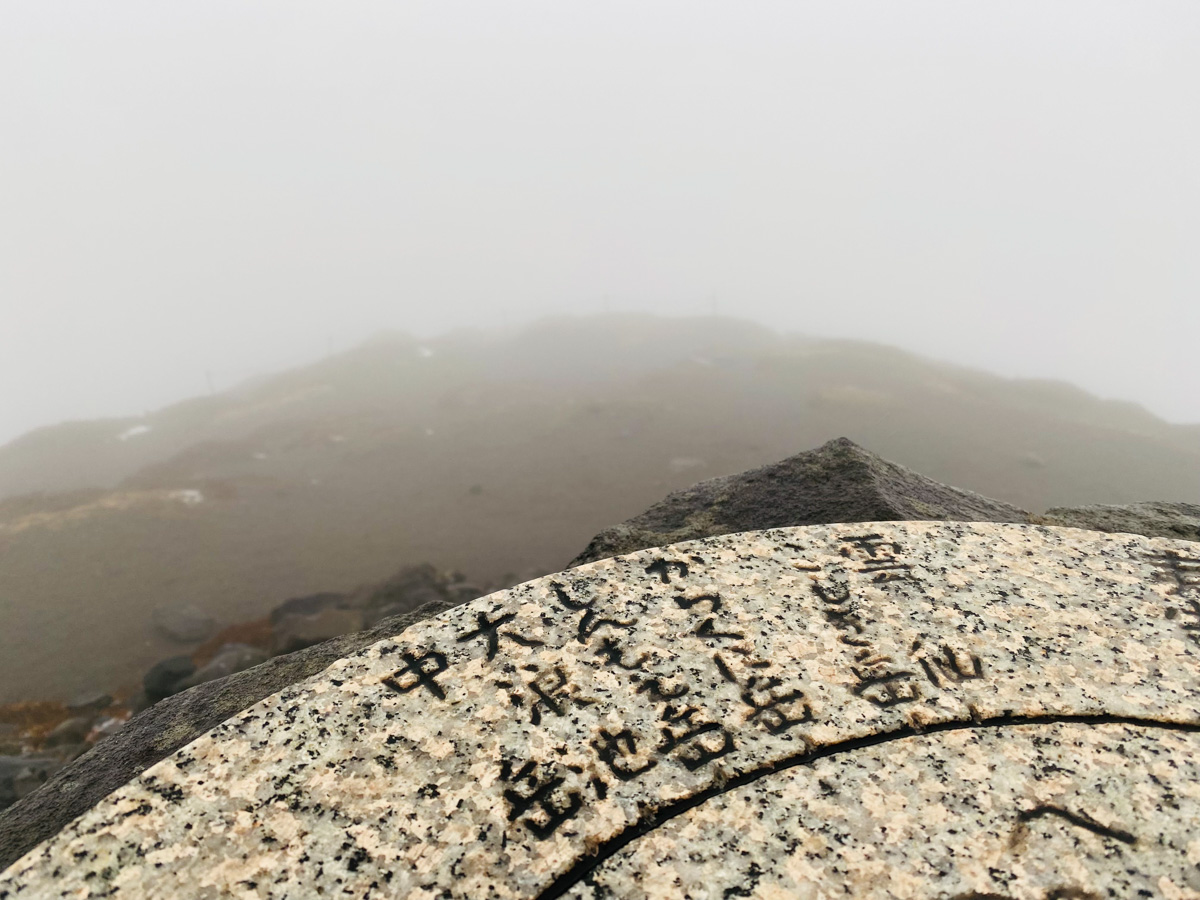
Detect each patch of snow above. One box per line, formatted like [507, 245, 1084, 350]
[117, 424, 152, 441]
[168, 489, 204, 506]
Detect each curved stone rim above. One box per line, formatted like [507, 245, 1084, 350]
[4, 522, 1200, 898]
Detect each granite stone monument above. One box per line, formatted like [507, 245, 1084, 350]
[3, 522, 1199, 898]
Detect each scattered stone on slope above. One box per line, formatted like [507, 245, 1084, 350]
[1036, 500, 1200, 542]
[173, 644, 269, 692]
[268, 566, 476, 653]
[149, 604, 216, 644]
[269, 595, 363, 655]
[351, 564, 482, 628]
[0, 758, 59, 815]
[41, 718, 92, 749]
[569, 436, 1032, 565]
[141, 656, 195, 705]
[6, 523, 1200, 898]
[63, 693, 111, 716]
[0, 599, 455, 873]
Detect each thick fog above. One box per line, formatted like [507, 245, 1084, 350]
[1, 2, 1197, 445]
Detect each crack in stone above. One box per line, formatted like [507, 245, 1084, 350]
[536, 713, 1200, 900]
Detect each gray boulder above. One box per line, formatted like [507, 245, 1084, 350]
[570, 437, 1033, 565]
[355, 564, 474, 627]
[1035, 501, 1200, 542]
[0, 758, 59, 813]
[266, 569, 478, 654]
[271, 603, 364, 655]
[174, 644, 270, 691]
[64, 692, 112, 716]
[151, 604, 216, 644]
[42, 717, 93, 749]
[0, 599, 455, 872]
[142, 655, 196, 703]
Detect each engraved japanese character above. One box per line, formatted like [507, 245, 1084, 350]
[714, 654, 812, 733]
[645, 558, 690, 584]
[812, 580, 853, 607]
[693, 618, 745, 640]
[657, 704, 735, 770]
[911, 640, 985, 688]
[381, 650, 449, 700]
[633, 674, 690, 702]
[457, 609, 544, 660]
[675, 593, 745, 641]
[674, 593, 722, 613]
[499, 759, 583, 839]
[591, 727, 657, 780]
[496, 664, 595, 725]
[594, 636, 649, 671]
[839, 533, 903, 560]
[550, 583, 637, 643]
[1150, 548, 1200, 640]
[851, 658, 920, 707]
[839, 534, 918, 583]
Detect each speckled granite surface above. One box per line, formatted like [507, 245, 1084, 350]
[3, 522, 1200, 899]
[567, 721, 1200, 900]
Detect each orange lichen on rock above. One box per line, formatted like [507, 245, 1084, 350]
[0, 701, 70, 742]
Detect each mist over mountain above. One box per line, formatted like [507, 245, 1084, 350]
[0, 314, 1197, 703]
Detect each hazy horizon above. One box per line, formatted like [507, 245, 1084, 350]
[3, 2, 1198, 445]
[3, 311, 1198, 450]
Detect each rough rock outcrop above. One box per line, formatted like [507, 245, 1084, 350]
[0, 600, 454, 872]
[1037, 500, 1200, 542]
[570, 437, 1032, 565]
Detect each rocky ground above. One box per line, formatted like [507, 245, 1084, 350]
[0, 563, 493, 813]
[2, 437, 1197, 869]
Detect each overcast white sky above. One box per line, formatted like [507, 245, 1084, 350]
[1, 2, 1197, 445]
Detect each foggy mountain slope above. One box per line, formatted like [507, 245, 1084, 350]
[0, 314, 1198, 702]
[1, 314, 1196, 504]
[0, 317, 785, 500]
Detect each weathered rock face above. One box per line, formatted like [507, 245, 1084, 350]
[1037, 500, 1200, 543]
[0, 600, 455, 874]
[569, 437, 1032, 565]
[4, 523, 1199, 898]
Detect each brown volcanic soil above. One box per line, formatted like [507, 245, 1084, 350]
[0, 315, 1197, 702]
